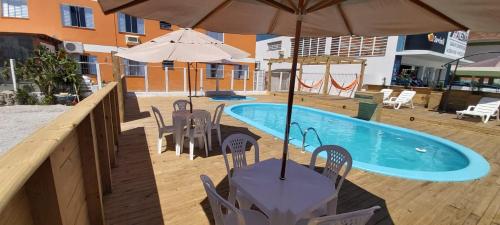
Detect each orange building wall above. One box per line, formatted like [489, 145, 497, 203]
[0, 0, 257, 93]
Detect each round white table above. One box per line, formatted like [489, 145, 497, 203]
[231, 158, 335, 225]
[172, 109, 211, 155]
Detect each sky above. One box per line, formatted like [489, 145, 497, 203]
[256, 34, 277, 41]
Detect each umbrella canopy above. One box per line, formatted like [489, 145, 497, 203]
[116, 28, 249, 63]
[456, 56, 500, 78]
[116, 28, 250, 112]
[99, 0, 500, 180]
[100, 0, 500, 36]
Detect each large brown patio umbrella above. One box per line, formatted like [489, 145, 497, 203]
[116, 28, 249, 111]
[99, 0, 500, 180]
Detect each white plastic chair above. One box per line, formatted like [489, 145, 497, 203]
[211, 103, 225, 145]
[221, 133, 259, 207]
[200, 175, 270, 225]
[173, 99, 192, 111]
[151, 106, 175, 154]
[380, 89, 393, 101]
[456, 97, 500, 123]
[309, 145, 353, 215]
[186, 110, 211, 160]
[296, 206, 380, 225]
[383, 90, 416, 109]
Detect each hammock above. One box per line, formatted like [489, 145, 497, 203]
[329, 74, 358, 91]
[297, 77, 323, 89]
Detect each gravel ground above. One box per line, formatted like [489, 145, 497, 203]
[0, 105, 69, 155]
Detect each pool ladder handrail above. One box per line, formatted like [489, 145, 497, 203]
[291, 122, 323, 153]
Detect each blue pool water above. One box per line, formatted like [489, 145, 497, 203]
[210, 96, 256, 101]
[225, 103, 490, 182]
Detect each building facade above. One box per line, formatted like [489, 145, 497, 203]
[0, 0, 258, 94]
[256, 31, 468, 94]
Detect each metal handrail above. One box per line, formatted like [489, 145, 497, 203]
[304, 127, 323, 151]
[291, 121, 323, 153]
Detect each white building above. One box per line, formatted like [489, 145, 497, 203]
[256, 31, 469, 94]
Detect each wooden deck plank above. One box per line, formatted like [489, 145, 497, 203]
[103, 94, 500, 225]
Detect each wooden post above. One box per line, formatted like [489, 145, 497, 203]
[358, 61, 366, 91]
[110, 88, 121, 141]
[103, 96, 117, 168]
[92, 101, 112, 194]
[111, 52, 125, 123]
[266, 62, 272, 92]
[76, 114, 106, 225]
[323, 61, 331, 95]
[297, 63, 303, 92]
[24, 160, 64, 225]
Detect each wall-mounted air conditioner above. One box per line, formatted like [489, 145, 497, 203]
[125, 35, 140, 45]
[62, 41, 84, 54]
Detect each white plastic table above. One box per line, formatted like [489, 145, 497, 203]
[172, 109, 211, 155]
[231, 158, 335, 225]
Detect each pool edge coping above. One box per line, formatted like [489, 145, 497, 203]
[224, 102, 490, 182]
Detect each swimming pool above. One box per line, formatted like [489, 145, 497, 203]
[225, 103, 490, 182]
[210, 96, 256, 101]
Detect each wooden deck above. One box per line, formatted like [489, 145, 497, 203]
[104, 94, 500, 225]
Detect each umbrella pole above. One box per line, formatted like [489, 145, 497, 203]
[280, 12, 303, 180]
[187, 62, 193, 113]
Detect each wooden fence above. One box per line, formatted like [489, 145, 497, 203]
[0, 82, 122, 225]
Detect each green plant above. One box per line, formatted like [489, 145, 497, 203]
[4, 46, 81, 104]
[15, 85, 38, 105]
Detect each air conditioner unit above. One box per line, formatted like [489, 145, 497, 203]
[62, 41, 84, 54]
[125, 35, 140, 45]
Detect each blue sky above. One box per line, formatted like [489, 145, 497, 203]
[256, 34, 277, 41]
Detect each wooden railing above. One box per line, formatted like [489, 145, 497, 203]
[0, 82, 122, 225]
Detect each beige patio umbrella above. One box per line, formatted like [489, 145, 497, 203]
[116, 28, 250, 110]
[99, 0, 500, 180]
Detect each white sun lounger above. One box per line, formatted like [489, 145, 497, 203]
[456, 97, 500, 123]
[383, 90, 416, 109]
[380, 89, 393, 101]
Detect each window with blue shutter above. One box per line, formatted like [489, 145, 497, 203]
[60, 4, 94, 29]
[2, 0, 28, 18]
[79, 55, 97, 75]
[118, 12, 144, 34]
[124, 59, 146, 76]
[207, 64, 223, 78]
[233, 64, 249, 79]
[207, 31, 223, 42]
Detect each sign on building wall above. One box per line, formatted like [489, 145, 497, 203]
[444, 31, 468, 58]
[404, 32, 448, 53]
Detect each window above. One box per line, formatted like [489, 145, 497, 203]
[118, 13, 144, 34]
[267, 41, 282, 51]
[2, 0, 28, 18]
[233, 64, 249, 79]
[206, 64, 223, 78]
[124, 59, 146, 76]
[60, 5, 94, 28]
[79, 55, 97, 74]
[162, 60, 174, 70]
[159, 21, 171, 30]
[207, 31, 223, 42]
